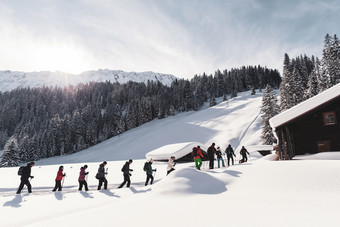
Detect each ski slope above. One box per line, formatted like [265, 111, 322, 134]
[1, 90, 340, 227]
[33, 91, 264, 166]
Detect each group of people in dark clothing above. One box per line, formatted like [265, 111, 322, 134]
[195, 143, 250, 170]
[16, 159, 160, 194]
[16, 144, 250, 194]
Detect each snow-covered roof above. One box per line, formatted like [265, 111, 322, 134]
[244, 145, 273, 152]
[145, 142, 206, 161]
[270, 83, 340, 129]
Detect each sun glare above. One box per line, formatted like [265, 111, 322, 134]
[33, 42, 90, 74]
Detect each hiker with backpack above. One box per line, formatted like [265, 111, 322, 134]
[144, 159, 156, 186]
[17, 162, 35, 194]
[52, 166, 66, 192]
[167, 156, 176, 175]
[216, 146, 225, 168]
[118, 159, 133, 188]
[193, 146, 203, 170]
[226, 144, 236, 166]
[96, 161, 108, 190]
[78, 165, 89, 191]
[207, 143, 216, 169]
[240, 146, 250, 163]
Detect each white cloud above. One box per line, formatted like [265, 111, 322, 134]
[0, 0, 339, 78]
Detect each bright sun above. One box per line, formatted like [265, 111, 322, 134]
[32, 42, 90, 74]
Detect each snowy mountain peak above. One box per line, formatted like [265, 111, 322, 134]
[0, 69, 177, 92]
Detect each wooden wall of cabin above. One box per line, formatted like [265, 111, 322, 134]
[290, 98, 340, 155]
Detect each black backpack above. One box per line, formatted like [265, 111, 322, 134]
[143, 162, 149, 171]
[18, 166, 25, 176]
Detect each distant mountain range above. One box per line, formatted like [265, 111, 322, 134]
[0, 69, 177, 92]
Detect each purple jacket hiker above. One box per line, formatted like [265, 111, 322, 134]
[78, 167, 87, 181]
[78, 165, 89, 191]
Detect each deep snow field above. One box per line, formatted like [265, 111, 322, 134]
[1, 90, 340, 227]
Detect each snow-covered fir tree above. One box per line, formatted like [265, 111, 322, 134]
[0, 137, 20, 167]
[261, 85, 280, 145]
[0, 65, 281, 165]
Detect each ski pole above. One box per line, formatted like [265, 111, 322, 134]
[62, 173, 66, 187]
[153, 168, 157, 179]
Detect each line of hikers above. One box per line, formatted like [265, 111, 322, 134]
[16, 144, 249, 194]
[16, 157, 176, 194]
[192, 143, 249, 170]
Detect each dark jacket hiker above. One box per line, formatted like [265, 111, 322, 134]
[118, 159, 133, 188]
[226, 144, 236, 166]
[96, 161, 108, 190]
[17, 162, 35, 194]
[207, 143, 216, 169]
[145, 159, 156, 186]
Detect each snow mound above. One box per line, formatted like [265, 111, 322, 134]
[145, 142, 206, 161]
[152, 167, 240, 195]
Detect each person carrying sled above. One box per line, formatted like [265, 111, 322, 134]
[17, 162, 35, 194]
[118, 159, 133, 188]
[96, 161, 108, 190]
[216, 146, 225, 168]
[240, 146, 250, 163]
[207, 143, 216, 169]
[226, 144, 236, 166]
[145, 159, 156, 186]
[167, 156, 176, 175]
[52, 166, 66, 191]
[78, 165, 89, 191]
[193, 146, 204, 170]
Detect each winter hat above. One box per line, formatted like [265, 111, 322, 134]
[103, 161, 107, 164]
[129, 159, 133, 163]
[59, 166, 64, 170]
[30, 161, 35, 165]
[84, 165, 88, 168]
[212, 143, 215, 146]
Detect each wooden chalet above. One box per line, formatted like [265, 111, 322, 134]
[270, 83, 340, 160]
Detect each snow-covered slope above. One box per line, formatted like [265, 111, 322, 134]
[2, 90, 339, 226]
[0, 69, 176, 92]
[33, 91, 264, 165]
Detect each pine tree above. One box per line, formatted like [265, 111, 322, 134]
[280, 53, 291, 111]
[261, 85, 280, 145]
[304, 65, 319, 100]
[0, 137, 20, 167]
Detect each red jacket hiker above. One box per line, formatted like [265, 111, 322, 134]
[52, 166, 65, 192]
[55, 170, 64, 181]
[194, 147, 204, 159]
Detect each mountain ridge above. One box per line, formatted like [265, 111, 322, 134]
[0, 69, 177, 92]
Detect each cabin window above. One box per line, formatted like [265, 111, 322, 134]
[322, 111, 337, 126]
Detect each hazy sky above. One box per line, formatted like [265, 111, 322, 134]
[0, 0, 339, 79]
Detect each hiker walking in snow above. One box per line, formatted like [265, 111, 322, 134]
[193, 146, 204, 170]
[207, 143, 216, 169]
[17, 162, 35, 194]
[52, 166, 66, 191]
[240, 146, 250, 163]
[96, 161, 108, 190]
[167, 156, 176, 175]
[78, 165, 89, 191]
[216, 147, 225, 168]
[118, 159, 133, 188]
[226, 144, 236, 166]
[145, 159, 156, 186]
